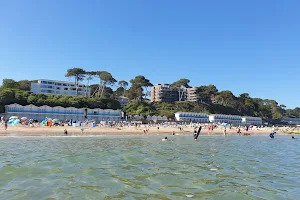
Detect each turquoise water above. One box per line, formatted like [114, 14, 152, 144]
[0, 136, 299, 200]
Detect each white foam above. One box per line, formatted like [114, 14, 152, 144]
[186, 194, 194, 198]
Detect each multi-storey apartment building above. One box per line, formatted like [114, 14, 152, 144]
[31, 79, 91, 97]
[150, 84, 179, 102]
[186, 87, 198, 102]
[151, 84, 199, 103]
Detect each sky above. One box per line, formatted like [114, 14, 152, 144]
[0, 0, 300, 108]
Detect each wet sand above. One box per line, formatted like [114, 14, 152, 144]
[0, 125, 285, 136]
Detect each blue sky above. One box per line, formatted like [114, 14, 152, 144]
[0, 0, 300, 108]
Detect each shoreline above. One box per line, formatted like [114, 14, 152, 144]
[0, 126, 289, 137]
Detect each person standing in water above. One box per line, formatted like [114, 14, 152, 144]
[223, 126, 227, 136]
[4, 118, 8, 130]
[237, 126, 241, 135]
[208, 125, 212, 135]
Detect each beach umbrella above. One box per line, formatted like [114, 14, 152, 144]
[9, 119, 20, 126]
[221, 122, 228, 127]
[9, 116, 18, 120]
[40, 120, 47, 126]
[20, 117, 28, 122]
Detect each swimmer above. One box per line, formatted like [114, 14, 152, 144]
[291, 136, 295, 139]
[162, 137, 168, 141]
[172, 131, 175, 135]
[64, 129, 68, 135]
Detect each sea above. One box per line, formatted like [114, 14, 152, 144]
[0, 135, 299, 200]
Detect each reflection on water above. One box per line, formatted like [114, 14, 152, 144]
[0, 136, 299, 200]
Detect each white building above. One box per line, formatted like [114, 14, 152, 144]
[281, 118, 300, 125]
[175, 112, 209, 123]
[209, 114, 242, 125]
[242, 116, 262, 125]
[5, 104, 121, 122]
[175, 112, 262, 125]
[31, 79, 91, 97]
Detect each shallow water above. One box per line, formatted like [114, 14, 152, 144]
[0, 135, 299, 200]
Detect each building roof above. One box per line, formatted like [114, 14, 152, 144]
[38, 79, 87, 87]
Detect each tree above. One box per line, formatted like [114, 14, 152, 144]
[95, 71, 117, 98]
[100, 99, 121, 110]
[0, 89, 15, 105]
[102, 87, 114, 99]
[114, 87, 125, 98]
[85, 71, 96, 97]
[171, 79, 190, 88]
[89, 84, 99, 97]
[171, 79, 190, 101]
[239, 93, 250, 100]
[215, 90, 235, 106]
[65, 68, 86, 96]
[129, 76, 152, 100]
[196, 84, 218, 103]
[18, 80, 31, 91]
[15, 90, 29, 105]
[118, 80, 128, 96]
[127, 86, 143, 100]
[1, 79, 19, 89]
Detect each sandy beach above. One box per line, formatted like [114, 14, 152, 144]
[0, 125, 288, 137]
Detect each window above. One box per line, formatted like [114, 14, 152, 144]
[56, 87, 60, 90]
[71, 88, 76, 91]
[64, 88, 68, 90]
[57, 83, 62, 86]
[63, 84, 67, 86]
[48, 82, 53, 84]
[41, 81, 47, 84]
[48, 86, 53, 89]
[56, 91, 60, 94]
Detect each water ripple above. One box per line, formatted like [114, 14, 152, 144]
[0, 136, 299, 199]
